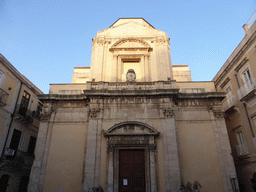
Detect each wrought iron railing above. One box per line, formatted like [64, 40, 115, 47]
[0, 88, 9, 107]
[15, 104, 36, 123]
[3, 149, 35, 166]
[247, 10, 256, 28]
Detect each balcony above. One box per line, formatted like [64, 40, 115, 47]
[237, 79, 256, 101]
[0, 88, 9, 107]
[14, 104, 36, 124]
[235, 143, 249, 157]
[1, 149, 35, 169]
[222, 95, 235, 112]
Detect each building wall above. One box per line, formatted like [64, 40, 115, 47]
[0, 54, 43, 192]
[213, 16, 256, 192]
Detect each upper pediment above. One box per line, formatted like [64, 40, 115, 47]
[96, 18, 168, 38]
[110, 18, 155, 29]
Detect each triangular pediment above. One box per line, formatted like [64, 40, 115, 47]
[104, 121, 159, 136]
[97, 19, 166, 38]
[110, 18, 155, 29]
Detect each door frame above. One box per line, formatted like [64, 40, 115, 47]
[104, 121, 159, 192]
[114, 146, 150, 192]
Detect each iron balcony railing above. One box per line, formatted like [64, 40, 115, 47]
[3, 149, 35, 166]
[235, 143, 249, 156]
[247, 10, 256, 29]
[15, 104, 37, 123]
[0, 88, 9, 107]
[222, 94, 235, 112]
[237, 78, 256, 101]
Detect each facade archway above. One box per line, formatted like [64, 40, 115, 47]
[104, 121, 159, 192]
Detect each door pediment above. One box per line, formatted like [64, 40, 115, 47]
[104, 121, 159, 136]
[109, 38, 152, 52]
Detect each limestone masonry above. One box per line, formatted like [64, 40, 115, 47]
[28, 18, 238, 192]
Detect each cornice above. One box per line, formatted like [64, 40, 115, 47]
[0, 54, 43, 94]
[213, 30, 256, 86]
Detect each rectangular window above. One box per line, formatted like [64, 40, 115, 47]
[0, 71, 3, 84]
[9, 129, 22, 151]
[19, 91, 30, 117]
[27, 136, 37, 154]
[237, 131, 245, 144]
[235, 130, 249, 156]
[242, 68, 252, 84]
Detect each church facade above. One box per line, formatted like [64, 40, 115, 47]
[28, 18, 237, 192]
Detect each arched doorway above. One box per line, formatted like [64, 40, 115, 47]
[104, 121, 159, 192]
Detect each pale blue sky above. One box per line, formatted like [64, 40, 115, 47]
[0, 0, 255, 93]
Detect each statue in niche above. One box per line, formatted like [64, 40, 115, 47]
[126, 69, 136, 82]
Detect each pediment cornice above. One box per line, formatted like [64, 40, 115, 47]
[104, 121, 160, 136]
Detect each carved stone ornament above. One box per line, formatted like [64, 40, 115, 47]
[40, 112, 52, 121]
[213, 110, 224, 118]
[163, 108, 174, 118]
[148, 144, 156, 150]
[126, 69, 136, 82]
[112, 38, 150, 48]
[88, 108, 100, 118]
[104, 121, 160, 150]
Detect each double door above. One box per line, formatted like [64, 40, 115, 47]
[119, 149, 145, 192]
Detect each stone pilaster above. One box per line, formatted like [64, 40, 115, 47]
[112, 55, 118, 82]
[149, 146, 157, 192]
[106, 147, 114, 192]
[28, 109, 55, 192]
[161, 108, 180, 192]
[83, 108, 102, 191]
[209, 108, 238, 192]
[145, 54, 150, 81]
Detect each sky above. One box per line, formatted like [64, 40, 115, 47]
[0, 0, 255, 93]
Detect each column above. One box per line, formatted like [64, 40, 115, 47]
[149, 148, 157, 192]
[107, 146, 114, 192]
[83, 119, 98, 191]
[117, 56, 122, 81]
[141, 55, 145, 81]
[145, 55, 150, 82]
[112, 55, 118, 82]
[209, 108, 238, 192]
[161, 108, 181, 192]
[28, 109, 54, 192]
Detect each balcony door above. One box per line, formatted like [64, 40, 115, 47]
[19, 91, 30, 117]
[119, 149, 145, 192]
[242, 69, 253, 92]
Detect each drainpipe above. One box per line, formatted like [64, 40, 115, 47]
[1, 82, 23, 158]
[234, 74, 255, 138]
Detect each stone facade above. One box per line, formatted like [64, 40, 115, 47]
[29, 18, 237, 192]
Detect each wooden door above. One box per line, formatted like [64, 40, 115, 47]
[119, 150, 145, 192]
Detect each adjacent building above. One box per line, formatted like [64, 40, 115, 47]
[0, 54, 43, 192]
[28, 18, 238, 192]
[213, 12, 256, 192]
